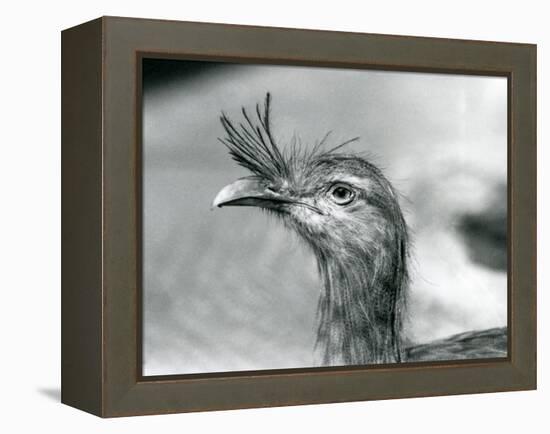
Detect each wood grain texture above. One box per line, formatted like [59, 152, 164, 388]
[61, 18, 104, 416]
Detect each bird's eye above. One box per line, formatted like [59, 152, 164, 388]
[328, 183, 355, 205]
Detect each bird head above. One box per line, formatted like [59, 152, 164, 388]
[212, 93, 407, 261]
[213, 93, 409, 364]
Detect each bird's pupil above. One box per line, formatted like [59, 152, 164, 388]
[334, 188, 348, 198]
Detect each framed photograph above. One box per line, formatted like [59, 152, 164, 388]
[61, 16, 536, 417]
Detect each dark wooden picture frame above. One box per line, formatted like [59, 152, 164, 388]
[61, 16, 536, 417]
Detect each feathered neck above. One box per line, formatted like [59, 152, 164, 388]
[313, 216, 408, 366]
[216, 92, 410, 366]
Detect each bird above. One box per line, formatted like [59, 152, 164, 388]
[212, 93, 507, 366]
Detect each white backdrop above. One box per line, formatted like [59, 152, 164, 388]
[0, 0, 546, 432]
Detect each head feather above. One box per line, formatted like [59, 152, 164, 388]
[218, 93, 359, 183]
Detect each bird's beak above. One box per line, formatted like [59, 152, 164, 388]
[212, 178, 292, 211]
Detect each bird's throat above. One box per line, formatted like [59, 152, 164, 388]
[315, 245, 406, 366]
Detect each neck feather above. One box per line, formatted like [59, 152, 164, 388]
[314, 228, 408, 366]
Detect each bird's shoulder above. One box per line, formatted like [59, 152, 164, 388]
[405, 327, 507, 362]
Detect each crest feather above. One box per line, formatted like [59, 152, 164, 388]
[218, 93, 359, 182]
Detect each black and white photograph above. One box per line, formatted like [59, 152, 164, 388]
[141, 58, 508, 376]
[2, 0, 544, 429]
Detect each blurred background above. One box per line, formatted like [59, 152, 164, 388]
[142, 59, 507, 376]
